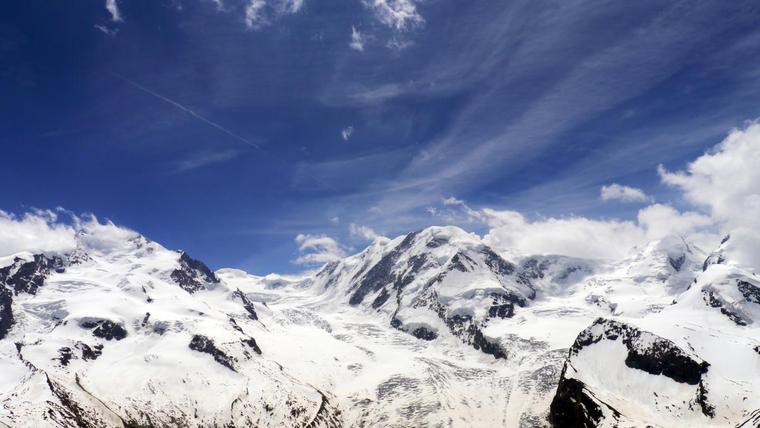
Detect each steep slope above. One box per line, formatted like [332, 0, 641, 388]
[2, 222, 759, 427]
[0, 224, 341, 428]
[547, 235, 760, 427]
[305, 226, 539, 359]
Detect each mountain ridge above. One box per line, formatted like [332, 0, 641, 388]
[1, 222, 759, 427]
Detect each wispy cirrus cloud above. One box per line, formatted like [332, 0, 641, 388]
[172, 149, 240, 173]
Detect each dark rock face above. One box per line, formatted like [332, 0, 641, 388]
[446, 314, 507, 359]
[481, 247, 516, 277]
[549, 377, 615, 428]
[702, 286, 753, 326]
[57, 347, 73, 366]
[349, 231, 419, 306]
[79, 343, 103, 361]
[0, 286, 13, 340]
[411, 327, 437, 341]
[738, 281, 760, 304]
[170, 252, 220, 294]
[233, 289, 259, 320]
[487, 292, 526, 320]
[0, 254, 65, 295]
[702, 252, 726, 271]
[571, 318, 709, 385]
[242, 337, 262, 355]
[521, 258, 548, 280]
[188, 334, 236, 371]
[669, 254, 686, 271]
[550, 319, 713, 426]
[80, 319, 127, 341]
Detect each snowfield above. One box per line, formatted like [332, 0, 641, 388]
[1, 222, 759, 427]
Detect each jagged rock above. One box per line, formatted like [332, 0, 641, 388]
[79, 342, 103, 361]
[80, 319, 127, 341]
[171, 251, 219, 294]
[349, 231, 419, 305]
[0, 286, 13, 340]
[411, 327, 437, 341]
[233, 289, 259, 320]
[571, 318, 709, 385]
[549, 377, 618, 427]
[57, 347, 74, 366]
[0, 254, 65, 295]
[188, 334, 236, 371]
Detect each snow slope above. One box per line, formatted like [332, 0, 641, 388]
[1, 223, 759, 427]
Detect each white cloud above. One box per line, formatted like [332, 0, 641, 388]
[341, 125, 354, 141]
[293, 233, 345, 265]
[658, 122, 760, 268]
[363, 0, 423, 30]
[105, 0, 123, 22]
[482, 209, 647, 260]
[659, 122, 760, 232]
[600, 183, 650, 203]
[0, 210, 143, 258]
[350, 26, 365, 51]
[349, 223, 384, 241]
[438, 200, 713, 261]
[636, 204, 712, 241]
[0, 210, 77, 257]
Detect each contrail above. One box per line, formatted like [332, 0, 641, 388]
[111, 72, 264, 151]
[112, 72, 336, 191]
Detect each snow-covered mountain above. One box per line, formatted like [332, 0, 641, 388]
[1, 222, 759, 427]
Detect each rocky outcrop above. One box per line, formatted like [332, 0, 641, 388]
[0, 254, 65, 295]
[188, 334, 236, 371]
[171, 251, 219, 294]
[570, 318, 709, 385]
[79, 319, 127, 341]
[549, 377, 619, 428]
[0, 286, 13, 340]
[349, 231, 419, 305]
[550, 318, 713, 426]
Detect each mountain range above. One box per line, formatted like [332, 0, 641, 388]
[1, 222, 759, 427]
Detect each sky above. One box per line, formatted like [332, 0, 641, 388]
[2, 1, 760, 274]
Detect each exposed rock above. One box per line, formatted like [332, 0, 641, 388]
[349, 231, 419, 305]
[0, 286, 13, 340]
[188, 334, 236, 371]
[549, 377, 617, 428]
[170, 252, 219, 294]
[242, 337, 262, 355]
[446, 314, 506, 359]
[702, 289, 750, 326]
[233, 289, 259, 320]
[0, 254, 65, 295]
[738, 281, 760, 304]
[57, 347, 74, 366]
[411, 327, 437, 341]
[79, 343, 104, 361]
[80, 319, 128, 341]
[571, 318, 709, 385]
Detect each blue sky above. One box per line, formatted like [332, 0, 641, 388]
[2, 0, 760, 273]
